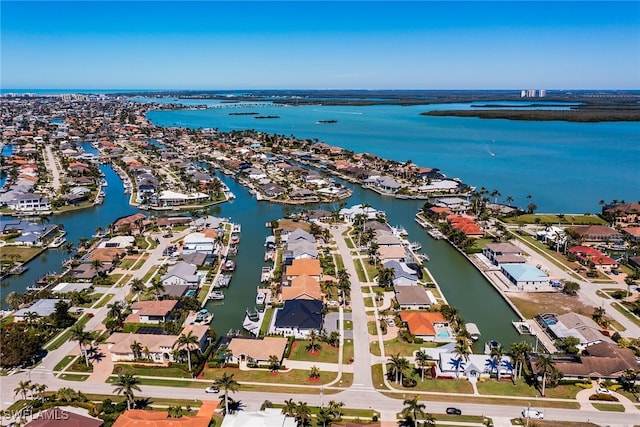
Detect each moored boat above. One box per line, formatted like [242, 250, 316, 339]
[209, 291, 225, 301]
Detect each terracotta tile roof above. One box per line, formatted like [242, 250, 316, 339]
[26, 407, 102, 427]
[400, 311, 446, 336]
[89, 248, 125, 262]
[282, 274, 321, 301]
[285, 259, 322, 277]
[112, 401, 217, 427]
[227, 336, 288, 361]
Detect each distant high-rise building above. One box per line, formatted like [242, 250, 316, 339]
[527, 89, 536, 98]
[521, 90, 527, 98]
[538, 89, 546, 97]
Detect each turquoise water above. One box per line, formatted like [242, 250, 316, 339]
[147, 103, 639, 213]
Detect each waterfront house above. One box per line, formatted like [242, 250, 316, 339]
[434, 197, 470, 215]
[603, 202, 640, 226]
[113, 402, 218, 427]
[536, 226, 567, 247]
[283, 241, 318, 263]
[447, 215, 484, 237]
[283, 228, 316, 244]
[8, 192, 51, 212]
[226, 336, 288, 365]
[25, 407, 103, 427]
[417, 179, 460, 194]
[113, 213, 147, 235]
[273, 299, 323, 338]
[621, 227, 640, 242]
[280, 274, 322, 301]
[383, 260, 419, 286]
[182, 232, 216, 255]
[124, 300, 179, 324]
[483, 242, 525, 266]
[539, 312, 612, 350]
[14, 299, 71, 321]
[394, 285, 436, 310]
[423, 343, 514, 380]
[161, 261, 200, 287]
[570, 225, 623, 243]
[378, 245, 408, 262]
[500, 263, 549, 290]
[284, 258, 323, 282]
[97, 235, 135, 249]
[339, 204, 385, 222]
[220, 409, 297, 427]
[400, 311, 451, 341]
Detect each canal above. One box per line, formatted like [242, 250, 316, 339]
[3, 155, 526, 349]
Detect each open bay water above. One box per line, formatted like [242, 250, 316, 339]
[146, 102, 640, 213]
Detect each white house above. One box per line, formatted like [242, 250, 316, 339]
[161, 261, 200, 286]
[500, 263, 549, 290]
[182, 232, 215, 255]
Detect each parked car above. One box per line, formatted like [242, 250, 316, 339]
[205, 386, 219, 393]
[596, 387, 611, 394]
[446, 407, 462, 415]
[386, 317, 395, 327]
[522, 408, 544, 419]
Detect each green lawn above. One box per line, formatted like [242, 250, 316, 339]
[380, 337, 440, 358]
[288, 340, 339, 363]
[353, 259, 367, 282]
[387, 375, 475, 394]
[93, 293, 114, 309]
[334, 254, 345, 271]
[343, 339, 354, 363]
[612, 303, 640, 327]
[132, 257, 148, 270]
[201, 367, 338, 385]
[114, 364, 192, 378]
[53, 355, 77, 372]
[540, 384, 583, 399]
[260, 308, 275, 336]
[477, 379, 538, 397]
[368, 321, 378, 335]
[45, 315, 90, 350]
[591, 403, 626, 412]
[343, 320, 353, 330]
[118, 258, 136, 269]
[141, 266, 159, 283]
[58, 373, 89, 381]
[0, 246, 44, 262]
[504, 214, 605, 226]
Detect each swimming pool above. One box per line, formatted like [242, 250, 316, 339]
[436, 328, 451, 339]
[186, 290, 196, 298]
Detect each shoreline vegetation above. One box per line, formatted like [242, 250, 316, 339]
[421, 108, 640, 123]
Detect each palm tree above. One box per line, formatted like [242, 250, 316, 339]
[416, 350, 431, 381]
[130, 278, 145, 300]
[174, 331, 199, 371]
[316, 407, 333, 427]
[336, 269, 350, 305]
[509, 341, 532, 380]
[453, 341, 471, 380]
[490, 344, 504, 381]
[294, 401, 312, 426]
[309, 365, 320, 379]
[5, 291, 23, 310]
[327, 400, 344, 420]
[213, 373, 240, 416]
[305, 329, 321, 353]
[130, 340, 143, 360]
[70, 324, 94, 367]
[388, 353, 411, 384]
[268, 354, 280, 373]
[112, 373, 142, 410]
[282, 398, 297, 416]
[536, 354, 556, 397]
[377, 266, 395, 288]
[401, 395, 426, 427]
[149, 277, 165, 300]
[13, 380, 31, 401]
[107, 301, 125, 323]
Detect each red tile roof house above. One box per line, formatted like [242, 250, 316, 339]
[124, 300, 179, 324]
[569, 246, 619, 270]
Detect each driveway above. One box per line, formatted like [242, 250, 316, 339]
[325, 312, 353, 339]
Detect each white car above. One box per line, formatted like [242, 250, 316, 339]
[205, 386, 219, 393]
[522, 408, 544, 419]
[596, 387, 611, 394]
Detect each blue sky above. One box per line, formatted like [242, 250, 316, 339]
[2, 1, 639, 90]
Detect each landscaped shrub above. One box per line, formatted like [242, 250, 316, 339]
[402, 377, 417, 388]
[589, 393, 619, 402]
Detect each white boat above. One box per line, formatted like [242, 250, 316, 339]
[49, 236, 67, 248]
[409, 241, 422, 251]
[256, 291, 266, 305]
[209, 291, 225, 301]
[224, 260, 236, 271]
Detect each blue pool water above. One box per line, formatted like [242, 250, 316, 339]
[437, 329, 451, 339]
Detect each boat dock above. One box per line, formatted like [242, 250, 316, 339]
[242, 307, 266, 336]
[260, 266, 273, 283]
[414, 214, 445, 239]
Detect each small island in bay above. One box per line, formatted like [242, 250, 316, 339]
[254, 115, 280, 119]
[229, 112, 259, 116]
[317, 119, 338, 124]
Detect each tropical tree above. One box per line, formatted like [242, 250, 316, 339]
[107, 301, 126, 323]
[377, 266, 395, 288]
[490, 344, 504, 380]
[536, 354, 556, 397]
[309, 365, 320, 379]
[5, 291, 24, 310]
[268, 354, 280, 373]
[453, 341, 471, 379]
[112, 373, 142, 410]
[327, 400, 344, 420]
[388, 353, 411, 384]
[305, 329, 321, 353]
[213, 373, 240, 416]
[509, 341, 532, 380]
[416, 350, 431, 381]
[13, 380, 31, 401]
[174, 330, 199, 371]
[282, 398, 297, 416]
[294, 401, 312, 426]
[70, 324, 94, 367]
[149, 277, 165, 300]
[316, 407, 334, 427]
[336, 269, 350, 305]
[130, 278, 145, 300]
[130, 340, 143, 360]
[401, 395, 426, 427]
